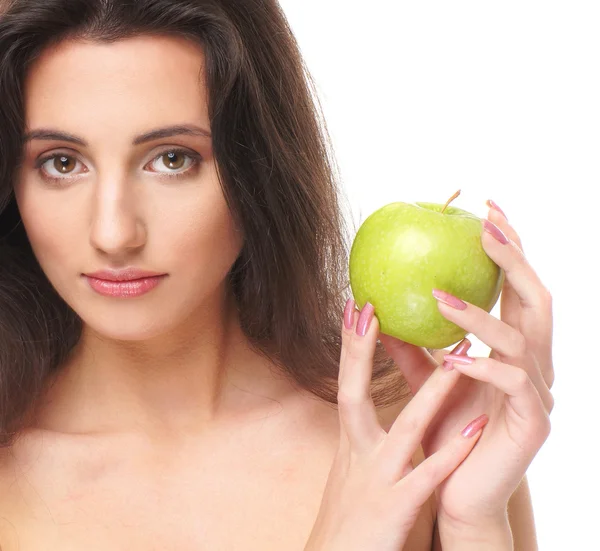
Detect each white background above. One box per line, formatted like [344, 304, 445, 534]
[279, 1, 598, 548]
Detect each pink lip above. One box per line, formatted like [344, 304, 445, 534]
[84, 267, 165, 282]
[83, 274, 167, 298]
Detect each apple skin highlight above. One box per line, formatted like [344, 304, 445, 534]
[348, 200, 504, 349]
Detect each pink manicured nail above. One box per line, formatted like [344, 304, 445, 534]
[441, 338, 472, 371]
[443, 354, 475, 365]
[432, 289, 467, 310]
[482, 219, 509, 245]
[356, 302, 375, 337]
[344, 298, 356, 330]
[486, 199, 508, 221]
[451, 339, 472, 355]
[461, 414, 489, 438]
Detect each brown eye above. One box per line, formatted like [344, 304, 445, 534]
[162, 151, 185, 170]
[36, 153, 87, 183]
[147, 149, 200, 179]
[53, 155, 77, 174]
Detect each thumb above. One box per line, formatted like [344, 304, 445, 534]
[379, 333, 472, 395]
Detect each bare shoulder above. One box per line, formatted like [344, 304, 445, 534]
[0, 446, 24, 550]
[0, 444, 19, 504]
[0, 430, 52, 550]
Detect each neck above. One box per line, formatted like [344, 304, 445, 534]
[28, 287, 294, 439]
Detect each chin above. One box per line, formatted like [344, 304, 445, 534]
[76, 306, 184, 342]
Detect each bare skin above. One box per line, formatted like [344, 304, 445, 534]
[1, 36, 435, 550]
[0, 391, 434, 550]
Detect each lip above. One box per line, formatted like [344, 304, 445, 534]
[82, 268, 168, 298]
[84, 268, 166, 282]
[83, 274, 167, 298]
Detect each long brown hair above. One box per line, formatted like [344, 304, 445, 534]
[0, 0, 408, 448]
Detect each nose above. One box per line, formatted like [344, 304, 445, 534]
[89, 179, 146, 257]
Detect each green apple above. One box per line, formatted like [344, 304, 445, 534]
[348, 191, 505, 349]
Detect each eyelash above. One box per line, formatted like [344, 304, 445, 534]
[34, 148, 202, 184]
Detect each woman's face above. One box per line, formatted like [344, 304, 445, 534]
[13, 35, 244, 341]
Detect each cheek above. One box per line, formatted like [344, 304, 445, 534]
[166, 194, 243, 276]
[14, 188, 76, 269]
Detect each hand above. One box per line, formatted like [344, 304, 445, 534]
[304, 301, 490, 551]
[378, 201, 554, 529]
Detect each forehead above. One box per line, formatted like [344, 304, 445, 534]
[22, 35, 209, 135]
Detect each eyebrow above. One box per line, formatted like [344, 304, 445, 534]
[22, 124, 212, 146]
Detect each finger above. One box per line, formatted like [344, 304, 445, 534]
[433, 292, 552, 401]
[486, 205, 554, 387]
[526, 354, 555, 413]
[378, 333, 437, 396]
[337, 302, 386, 453]
[480, 219, 554, 382]
[339, 298, 358, 381]
[444, 355, 554, 419]
[481, 219, 549, 312]
[338, 299, 359, 455]
[486, 203, 521, 330]
[486, 200, 523, 250]
[440, 338, 472, 369]
[378, 335, 470, 396]
[439, 296, 553, 410]
[429, 337, 472, 367]
[434, 294, 525, 360]
[395, 414, 488, 508]
[378, 363, 462, 481]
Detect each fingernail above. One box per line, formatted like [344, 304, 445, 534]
[486, 199, 508, 221]
[482, 219, 509, 245]
[356, 302, 375, 337]
[432, 289, 467, 310]
[443, 354, 475, 365]
[451, 338, 471, 355]
[442, 339, 472, 371]
[344, 298, 356, 330]
[461, 414, 489, 438]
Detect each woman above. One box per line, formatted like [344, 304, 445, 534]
[0, 0, 554, 549]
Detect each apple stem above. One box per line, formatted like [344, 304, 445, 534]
[440, 189, 461, 214]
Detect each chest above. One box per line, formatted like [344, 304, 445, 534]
[0, 424, 434, 550]
[5, 463, 327, 549]
[4, 482, 434, 551]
